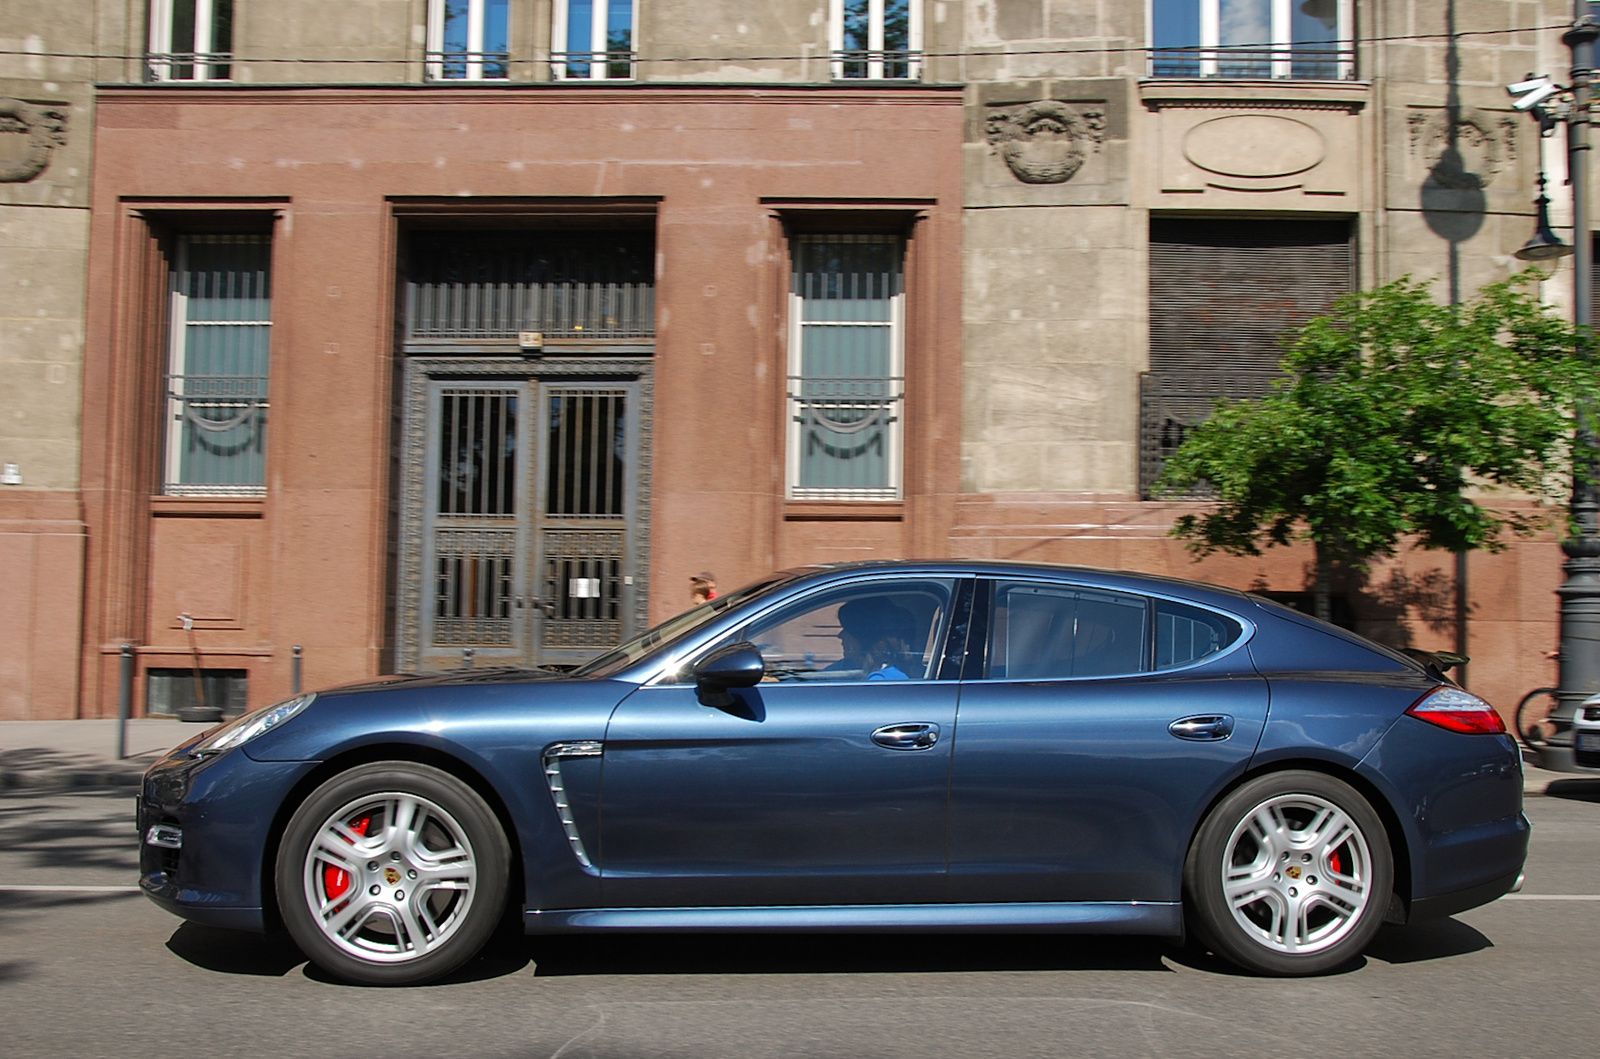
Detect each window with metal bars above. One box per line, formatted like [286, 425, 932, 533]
[405, 230, 656, 341]
[552, 0, 636, 80]
[547, 391, 627, 518]
[1142, 217, 1353, 498]
[1149, 0, 1354, 81]
[146, 0, 233, 82]
[788, 234, 905, 501]
[832, 0, 921, 80]
[163, 234, 271, 496]
[432, 388, 520, 646]
[427, 0, 511, 80]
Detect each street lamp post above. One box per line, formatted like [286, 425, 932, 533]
[1513, 4, 1600, 770]
[1555, 6, 1600, 771]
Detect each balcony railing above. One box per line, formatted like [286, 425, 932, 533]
[832, 49, 921, 81]
[145, 52, 233, 82]
[550, 51, 637, 81]
[1148, 46, 1354, 82]
[426, 50, 511, 81]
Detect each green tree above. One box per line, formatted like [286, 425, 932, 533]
[1155, 274, 1599, 623]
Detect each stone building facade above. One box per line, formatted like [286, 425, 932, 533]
[0, 2, 1582, 718]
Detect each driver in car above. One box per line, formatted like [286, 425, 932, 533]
[829, 598, 917, 680]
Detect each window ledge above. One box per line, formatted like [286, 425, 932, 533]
[150, 495, 265, 518]
[784, 500, 904, 521]
[1140, 79, 1369, 111]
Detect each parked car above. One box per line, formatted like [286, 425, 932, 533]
[137, 561, 1527, 984]
[1574, 692, 1600, 769]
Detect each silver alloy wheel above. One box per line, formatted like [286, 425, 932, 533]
[1220, 792, 1373, 955]
[301, 791, 479, 964]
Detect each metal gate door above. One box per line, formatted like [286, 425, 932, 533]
[421, 384, 531, 666]
[533, 386, 635, 667]
[403, 370, 644, 672]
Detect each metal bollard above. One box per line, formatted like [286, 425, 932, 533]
[462, 647, 475, 670]
[292, 644, 303, 696]
[116, 644, 134, 760]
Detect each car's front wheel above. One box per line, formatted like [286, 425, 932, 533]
[275, 762, 510, 985]
[1185, 770, 1393, 976]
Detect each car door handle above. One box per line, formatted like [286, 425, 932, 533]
[1168, 715, 1235, 742]
[871, 723, 940, 751]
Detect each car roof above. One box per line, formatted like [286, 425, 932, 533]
[778, 559, 1257, 606]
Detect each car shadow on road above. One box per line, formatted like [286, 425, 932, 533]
[165, 923, 307, 977]
[1545, 777, 1600, 803]
[1364, 917, 1493, 965]
[524, 932, 1178, 977]
[165, 918, 1495, 985]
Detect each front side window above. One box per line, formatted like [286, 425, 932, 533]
[984, 583, 1151, 680]
[427, 0, 511, 80]
[553, 0, 636, 80]
[732, 580, 957, 683]
[832, 0, 921, 80]
[1150, 0, 1353, 80]
[146, 0, 233, 82]
[163, 235, 271, 496]
[788, 234, 905, 501]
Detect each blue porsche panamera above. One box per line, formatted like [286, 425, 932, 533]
[137, 561, 1527, 985]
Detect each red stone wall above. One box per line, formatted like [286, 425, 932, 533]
[79, 84, 966, 715]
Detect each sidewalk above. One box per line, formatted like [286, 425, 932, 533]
[0, 717, 1594, 793]
[0, 718, 203, 789]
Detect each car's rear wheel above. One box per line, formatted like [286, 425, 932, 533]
[1185, 770, 1392, 976]
[275, 762, 510, 986]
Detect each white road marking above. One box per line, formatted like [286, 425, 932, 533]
[0, 884, 140, 893]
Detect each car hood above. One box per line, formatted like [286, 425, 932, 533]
[316, 666, 573, 695]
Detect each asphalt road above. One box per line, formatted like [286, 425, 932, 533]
[2, 781, 1598, 1059]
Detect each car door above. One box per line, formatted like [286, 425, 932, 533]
[598, 576, 970, 908]
[947, 578, 1267, 904]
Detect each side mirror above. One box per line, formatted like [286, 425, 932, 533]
[693, 641, 765, 708]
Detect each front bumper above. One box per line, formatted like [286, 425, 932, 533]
[137, 745, 315, 932]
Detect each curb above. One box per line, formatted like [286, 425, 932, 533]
[0, 766, 148, 791]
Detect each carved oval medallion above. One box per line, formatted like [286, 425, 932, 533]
[1183, 114, 1325, 179]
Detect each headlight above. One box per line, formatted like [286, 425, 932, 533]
[191, 693, 316, 755]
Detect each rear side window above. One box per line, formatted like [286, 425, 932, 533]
[987, 582, 1150, 679]
[1155, 599, 1242, 670]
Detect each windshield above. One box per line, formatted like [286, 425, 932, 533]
[571, 576, 792, 679]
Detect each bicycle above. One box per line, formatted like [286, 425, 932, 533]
[1515, 686, 1563, 750]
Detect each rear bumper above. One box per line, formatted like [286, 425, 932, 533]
[1407, 867, 1524, 923]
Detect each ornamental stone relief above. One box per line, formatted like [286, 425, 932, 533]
[985, 101, 1106, 184]
[0, 98, 68, 183]
[1407, 109, 1517, 190]
[0, 99, 68, 182]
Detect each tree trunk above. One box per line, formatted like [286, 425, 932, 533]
[1313, 543, 1333, 624]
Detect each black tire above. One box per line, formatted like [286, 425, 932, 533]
[275, 762, 510, 986]
[1184, 770, 1393, 976]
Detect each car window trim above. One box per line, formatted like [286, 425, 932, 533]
[640, 573, 977, 687]
[965, 576, 1257, 683]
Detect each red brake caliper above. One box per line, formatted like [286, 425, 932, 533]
[1329, 848, 1344, 876]
[323, 815, 372, 901]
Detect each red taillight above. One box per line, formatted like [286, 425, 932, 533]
[1407, 687, 1508, 734]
